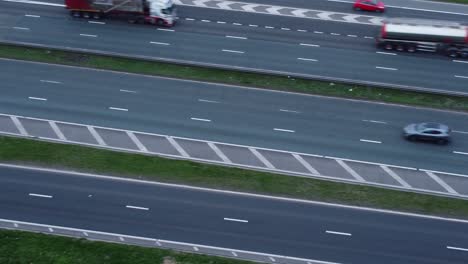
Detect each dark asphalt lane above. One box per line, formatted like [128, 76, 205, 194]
[1, 166, 468, 263]
[1, 59, 468, 175]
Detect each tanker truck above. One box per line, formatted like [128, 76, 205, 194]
[376, 18, 468, 58]
[65, 0, 177, 27]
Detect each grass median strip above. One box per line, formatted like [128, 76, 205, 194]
[1, 136, 468, 219]
[0, 44, 467, 112]
[0, 229, 253, 264]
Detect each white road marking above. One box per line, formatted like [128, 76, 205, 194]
[29, 193, 53, 198]
[455, 75, 468, 79]
[185, 18, 195, 21]
[167, 137, 189, 157]
[380, 165, 411, 188]
[233, 23, 242, 26]
[25, 14, 40, 18]
[249, 148, 275, 169]
[281, 27, 290, 31]
[40, 79, 61, 84]
[231, 252, 238, 257]
[208, 142, 231, 163]
[83, 231, 88, 236]
[377, 52, 396, 56]
[127, 131, 148, 152]
[10, 116, 27, 135]
[314, 31, 323, 34]
[88, 21, 105, 24]
[150, 41, 170, 45]
[326, 230, 352, 236]
[119, 236, 125, 241]
[14, 223, 18, 227]
[347, 34, 357, 37]
[249, 24, 258, 27]
[48, 227, 54, 232]
[297, 58, 318, 62]
[265, 26, 274, 29]
[155, 240, 162, 246]
[425, 171, 458, 194]
[224, 217, 248, 223]
[79, 34, 97, 38]
[293, 154, 320, 175]
[447, 246, 468, 252]
[198, 99, 219, 103]
[300, 43, 319, 47]
[193, 246, 199, 251]
[453, 60, 468, 64]
[376, 66, 398, 71]
[364, 36, 374, 39]
[274, 128, 295, 133]
[453, 130, 468, 135]
[49, 121, 66, 140]
[360, 139, 382, 144]
[331, 33, 340, 35]
[362, 119, 387, 124]
[3, 0, 64, 7]
[157, 28, 174, 32]
[297, 29, 307, 32]
[222, 49, 244, 54]
[217, 21, 226, 24]
[226, 35, 247, 40]
[279, 109, 300, 113]
[454, 151, 468, 156]
[336, 160, 364, 181]
[126, 205, 149, 211]
[13, 27, 30, 30]
[191, 117, 211, 122]
[87, 126, 106, 146]
[119, 89, 137, 93]
[109, 107, 128, 112]
[28, 96, 47, 101]
[201, 19, 210, 22]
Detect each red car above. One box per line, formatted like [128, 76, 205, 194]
[353, 0, 385, 12]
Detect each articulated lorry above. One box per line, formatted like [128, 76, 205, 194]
[377, 18, 468, 58]
[65, 0, 177, 27]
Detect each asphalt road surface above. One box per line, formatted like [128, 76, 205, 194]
[0, 0, 468, 93]
[1, 165, 468, 264]
[1, 59, 468, 175]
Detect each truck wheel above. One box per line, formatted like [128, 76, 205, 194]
[71, 11, 81, 17]
[396, 45, 404, 52]
[92, 13, 101, 20]
[447, 48, 459, 58]
[384, 44, 393, 50]
[407, 45, 416, 53]
[83, 12, 90, 19]
[460, 48, 468, 58]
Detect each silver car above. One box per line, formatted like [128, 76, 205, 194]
[403, 122, 451, 145]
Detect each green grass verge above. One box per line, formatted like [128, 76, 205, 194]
[0, 229, 253, 264]
[434, 0, 468, 4]
[2, 136, 468, 219]
[1, 44, 468, 112]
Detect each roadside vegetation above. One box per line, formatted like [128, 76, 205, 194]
[0, 229, 252, 264]
[2, 136, 468, 219]
[0, 44, 467, 112]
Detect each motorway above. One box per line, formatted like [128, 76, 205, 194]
[2, 165, 468, 264]
[1, 59, 468, 175]
[0, 0, 468, 93]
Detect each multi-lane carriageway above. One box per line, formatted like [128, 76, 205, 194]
[1, 0, 468, 94]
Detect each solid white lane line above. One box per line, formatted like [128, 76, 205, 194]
[447, 246, 468, 252]
[300, 43, 320, 47]
[191, 117, 211, 122]
[376, 66, 398, 71]
[87, 126, 106, 146]
[119, 89, 137, 93]
[297, 58, 318, 62]
[25, 14, 40, 17]
[150, 41, 170, 45]
[274, 128, 295, 133]
[455, 75, 468, 79]
[293, 154, 320, 175]
[381, 165, 411, 188]
[279, 109, 300, 113]
[126, 205, 149, 211]
[13, 27, 30, 30]
[10, 116, 28, 135]
[453, 151, 468, 155]
[377, 51, 397, 55]
[362, 119, 387, 124]
[224, 217, 248, 223]
[226, 35, 247, 40]
[425, 171, 458, 194]
[326, 230, 352, 236]
[88, 21, 105, 24]
[360, 139, 382, 144]
[453, 130, 468, 135]
[198, 99, 219, 103]
[336, 160, 365, 181]
[79, 34, 97, 37]
[453, 60, 468, 64]
[109, 107, 128, 112]
[28, 96, 47, 101]
[127, 131, 148, 152]
[29, 193, 52, 198]
[157, 28, 174, 32]
[249, 148, 275, 169]
[40, 80, 61, 84]
[222, 49, 244, 54]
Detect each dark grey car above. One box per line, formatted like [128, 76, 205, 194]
[403, 122, 451, 144]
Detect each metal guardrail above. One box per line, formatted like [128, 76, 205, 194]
[0, 218, 341, 264]
[1, 40, 467, 97]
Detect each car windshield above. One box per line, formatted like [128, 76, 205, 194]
[417, 123, 440, 131]
[162, 5, 175, 14]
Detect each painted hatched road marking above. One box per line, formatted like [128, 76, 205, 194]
[336, 160, 364, 182]
[10, 116, 28, 135]
[127, 131, 148, 152]
[249, 148, 275, 169]
[167, 137, 190, 157]
[49, 121, 66, 140]
[293, 154, 320, 175]
[87, 126, 106, 146]
[381, 166, 411, 188]
[425, 171, 458, 194]
[208, 142, 232, 163]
